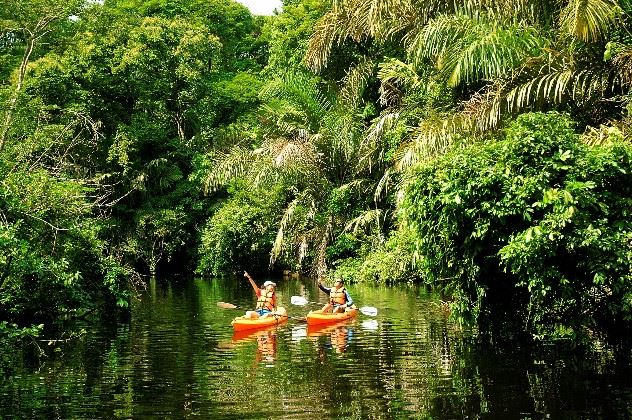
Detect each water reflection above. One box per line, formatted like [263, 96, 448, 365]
[232, 326, 278, 364]
[308, 322, 354, 354]
[291, 325, 307, 342]
[361, 319, 379, 331]
[0, 276, 631, 419]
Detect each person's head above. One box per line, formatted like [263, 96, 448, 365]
[334, 278, 343, 288]
[263, 280, 276, 291]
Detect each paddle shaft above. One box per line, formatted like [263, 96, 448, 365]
[290, 296, 377, 316]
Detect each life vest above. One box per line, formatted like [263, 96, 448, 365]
[329, 286, 347, 305]
[256, 288, 275, 311]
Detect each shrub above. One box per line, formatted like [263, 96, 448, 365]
[0, 165, 131, 325]
[330, 227, 417, 284]
[197, 182, 286, 276]
[400, 112, 632, 339]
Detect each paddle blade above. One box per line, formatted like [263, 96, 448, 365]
[217, 302, 238, 309]
[359, 306, 378, 316]
[290, 296, 309, 305]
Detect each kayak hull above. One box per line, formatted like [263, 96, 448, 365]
[231, 307, 288, 332]
[306, 308, 358, 326]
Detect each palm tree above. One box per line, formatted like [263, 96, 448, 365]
[305, 0, 628, 167]
[203, 72, 372, 277]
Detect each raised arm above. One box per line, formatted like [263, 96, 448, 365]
[244, 271, 259, 294]
[317, 279, 331, 294]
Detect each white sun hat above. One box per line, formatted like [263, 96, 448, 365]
[263, 281, 277, 287]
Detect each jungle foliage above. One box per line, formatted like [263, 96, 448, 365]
[1, 0, 631, 341]
[0, 0, 267, 331]
[400, 112, 632, 339]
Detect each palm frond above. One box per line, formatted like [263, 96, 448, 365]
[408, 14, 475, 67]
[582, 123, 628, 146]
[259, 101, 309, 137]
[267, 137, 318, 168]
[410, 14, 545, 87]
[613, 46, 632, 87]
[446, 25, 544, 86]
[340, 57, 376, 107]
[242, 138, 324, 189]
[357, 112, 401, 174]
[311, 216, 333, 278]
[305, 8, 351, 72]
[559, 0, 622, 42]
[344, 208, 385, 235]
[396, 113, 479, 169]
[270, 192, 309, 264]
[334, 179, 372, 196]
[364, 112, 401, 146]
[377, 58, 423, 106]
[306, 0, 557, 73]
[319, 110, 364, 168]
[374, 167, 393, 202]
[504, 68, 611, 114]
[202, 147, 252, 194]
[260, 73, 332, 132]
[394, 61, 617, 166]
[306, 0, 439, 72]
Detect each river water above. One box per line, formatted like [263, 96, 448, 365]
[2, 276, 632, 418]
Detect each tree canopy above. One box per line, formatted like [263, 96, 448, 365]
[1, 0, 631, 342]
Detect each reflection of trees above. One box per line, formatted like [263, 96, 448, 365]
[0, 279, 484, 417]
[0, 318, 132, 418]
[348, 287, 485, 418]
[210, 282, 488, 418]
[2, 277, 630, 418]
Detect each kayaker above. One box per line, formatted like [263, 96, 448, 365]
[318, 278, 354, 314]
[244, 271, 277, 319]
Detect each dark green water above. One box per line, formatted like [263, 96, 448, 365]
[2, 276, 632, 419]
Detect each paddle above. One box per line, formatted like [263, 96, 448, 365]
[217, 301, 306, 322]
[290, 296, 378, 317]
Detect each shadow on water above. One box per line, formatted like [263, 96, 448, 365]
[1, 275, 632, 418]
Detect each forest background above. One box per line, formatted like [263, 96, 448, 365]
[1, 0, 631, 343]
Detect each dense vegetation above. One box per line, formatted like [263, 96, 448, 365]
[1, 0, 631, 342]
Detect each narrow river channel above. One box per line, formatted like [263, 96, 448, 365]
[2, 276, 632, 418]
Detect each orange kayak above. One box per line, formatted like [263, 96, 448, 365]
[306, 308, 358, 326]
[231, 307, 288, 332]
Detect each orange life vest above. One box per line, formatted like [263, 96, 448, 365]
[256, 288, 275, 311]
[329, 286, 347, 305]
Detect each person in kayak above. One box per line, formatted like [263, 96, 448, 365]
[244, 271, 277, 319]
[318, 278, 354, 314]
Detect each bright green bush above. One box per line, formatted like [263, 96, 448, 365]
[197, 183, 286, 276]
[400, 112, 632, 339]
[330, 226, 417, 284]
